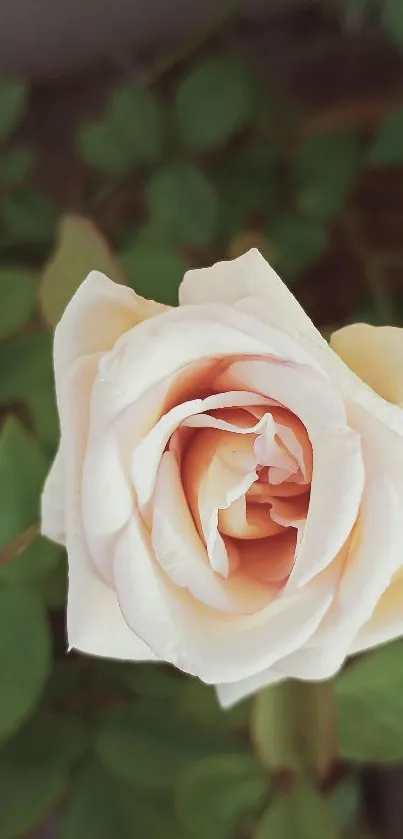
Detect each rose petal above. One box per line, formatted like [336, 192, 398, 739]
[278, 400, 403, 679]
[151, 451, 274, 613]
[58, 355, 155, 661]
[216, 668, 284, 709]
[179, 249, 325, 350]
[350, 572, 403, 654]
[54, 270, 164, 392]
[182, 426, 258, 576]
[331, 323, 403, 406]
[238, 529, 297, 584]
[113, 512, 337, 684]
[131, 390, 270, 515]
[41, 445, 66, 545]
[98, 303, 324, 421]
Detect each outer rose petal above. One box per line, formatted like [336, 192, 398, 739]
[54, 269, 165, 390]
[47, 354, 155, 662]
[179, 248, 325, 348]
[216, 669, 283, 709]
[350, 572, 403, 654]
[331, 323, 403, 406]
[41, 446, 65, 544]
[276, 400, 403, 680]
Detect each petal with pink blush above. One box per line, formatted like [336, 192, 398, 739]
[219, 497, 285, 540]
[270, 494, 310, 528]
[151, 452, 274, 613]
[286, 427, 364, 590]
[113, 511, 336, 684]
[98, 303, 324, 420]
[239, 530, 297, 584]
[214, 358, 347, 440]
[131, 390, 270, 514]
[182, 426, 258, 576]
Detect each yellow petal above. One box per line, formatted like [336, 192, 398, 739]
[331, 323, 403, 406]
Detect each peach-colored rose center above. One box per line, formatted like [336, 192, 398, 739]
[152, 356, 313, 601]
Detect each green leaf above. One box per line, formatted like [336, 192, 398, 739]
[0, 146, 34, 186]
[0, 714, 85, 839]
[368, 108, 403, 166]
[217, 142, 278, 237]
[268, 213, 328, 281]
[254, 780, 337, 839]
[26, 382, 59, 452]
[175, 753, 267, 839]
[120, 240, 188, 304]
[40, 213, 126, 327]
[175, 55, 254, 151]
[0, 588, 51, 745]
[0, 332, 53, 405]
[336, 640, 403, 762]
[95, 703, 241, 790]
[294, 131, 359, 220]
[79, 85, 164, 174]
[0, 81, 27, 140]
[122, 663, 183, 700]
[1, 188, 57, 244]
[178, 678, 252, 731]
[61, 763, 186, 839]
[146, 163, 220, 247]
[0, 416, 49, 551]
[0, 267, 36, 339]
[382, 0, 403, 51]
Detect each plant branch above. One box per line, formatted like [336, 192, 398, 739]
[0, 524, 39, 567]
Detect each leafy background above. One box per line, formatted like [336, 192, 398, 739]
[2, 1, 403, 837]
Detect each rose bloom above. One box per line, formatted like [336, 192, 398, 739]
[42, 249, 403, 707]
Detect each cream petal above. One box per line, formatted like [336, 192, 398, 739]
[57, 355, 155, 661]
[113, 511, 336, 684]
[53, 270, 165, 393]
[81, 422, 133, 585]
[151, 451, 273, 613]
[331, 323, 403, 406]
[216, 359, 365, 587]
[216, 668, 284, 709]
[179, 249, 325, 350]
[131, 390, 270, 515]
[280, 400, 403, 678]
[219, 497, 285, 540]
[214, 358, 347, 439]
[325, 401, 403, 652]
[98, 303, 324, 420]
[350, 572, 403, 654]
[41, 445, 66, 545]
[182, 426, 258, 575]
[286, 427, 364, 590]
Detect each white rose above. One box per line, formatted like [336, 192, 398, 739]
[42, 249, 403, 707]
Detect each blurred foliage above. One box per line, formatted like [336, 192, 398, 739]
[1, 2, 403, 836]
